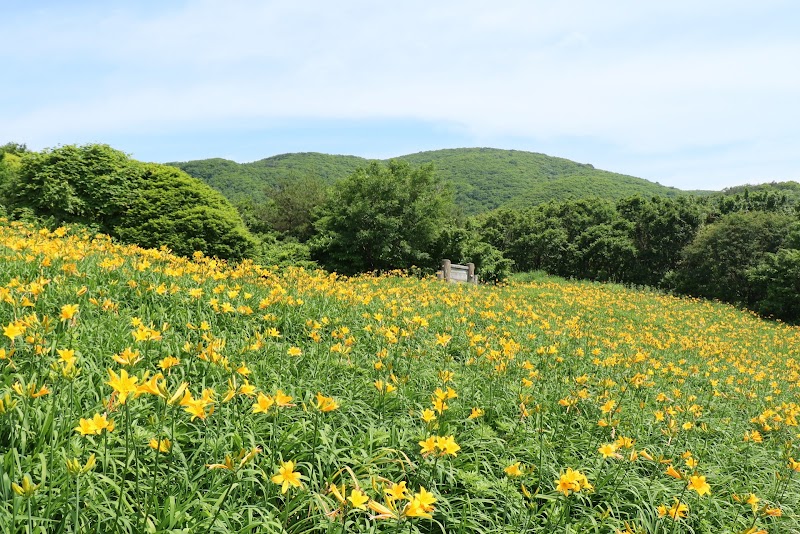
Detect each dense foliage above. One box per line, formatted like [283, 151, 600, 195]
[171, 148, 693, 216]
[311, 161, 454, 275]
[1, 144, 257, 261]
[666, 211, 796, 305]
[471, 194, 800, 322]
[1, 222, 800, 533]
[169, 153, 366, 207]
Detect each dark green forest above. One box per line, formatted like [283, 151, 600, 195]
[3, 141, 800, 323]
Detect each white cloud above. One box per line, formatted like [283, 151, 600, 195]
[1, 0, 798, 187]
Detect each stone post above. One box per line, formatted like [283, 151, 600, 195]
[442, 259, 451, 282]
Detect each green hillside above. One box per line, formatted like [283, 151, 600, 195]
[396, 148, 689, 213]
[170, 153, 368, 206]
[169, 148, 697, 215]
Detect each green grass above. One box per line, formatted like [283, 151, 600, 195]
[1, 220, 799, 533]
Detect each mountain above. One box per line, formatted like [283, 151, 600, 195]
[169, 147, 702, 215]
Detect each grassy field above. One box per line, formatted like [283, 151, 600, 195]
[0, 221, 799, 533]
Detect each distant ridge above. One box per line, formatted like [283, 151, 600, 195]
[169, 147, 704, 214]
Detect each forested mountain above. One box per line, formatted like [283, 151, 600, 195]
[169, 148, 697, 214]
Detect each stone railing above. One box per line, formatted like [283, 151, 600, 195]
[437, 259, 478, 284]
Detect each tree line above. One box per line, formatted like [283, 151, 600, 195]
[2, 142, 799, 323]
[235, 152, 800, 323]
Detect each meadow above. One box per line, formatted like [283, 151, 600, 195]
[0, 220, 798, 533]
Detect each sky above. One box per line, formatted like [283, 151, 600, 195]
[2, 0, 799, 191]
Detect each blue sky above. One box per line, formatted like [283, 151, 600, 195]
[2, 1, 799, 190]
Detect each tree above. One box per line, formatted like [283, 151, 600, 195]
[0, 142, 28, 158]
[616, 196, 704, 286]
[6, 144, 138, 230]
[4, 144, 256, 261]
[114, 163, 257, 260]
[667, 211, 794, 304]
[746, 248, 800, 322]
[311, 160, 454, 275]
[258, 175, 328, 241]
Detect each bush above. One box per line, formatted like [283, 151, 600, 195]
[312, 160, 454, 275]
[746, 248, 800, 322]
[4, 144, 256, 261]
[667, 211, 794, 304]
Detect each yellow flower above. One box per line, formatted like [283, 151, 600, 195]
[657, 498, 688, 520]
[206, 454, 235, 471]
[438, 370, 454, 382]
[420, 408, 437, 423]
[136, 372, 164, 397]
[74, 417, 96, 436]
[315, 392, 339, 412]
[90, 412, 114, 433]
[435, 333, 452, 346]
[180, 388, 215, 420]
[188, 288, 203, 299]
[164, 382, 188, 405]
[600, 399, 617, 414]
[348, 489, 369, 510]
[107, 368, 138, 404]
[0, 392, 17, 414]
[554, 468, 591, 496]
[3, 322, 24, 340]
[271, 460, 304, 493]
[435, 435, 460, 456]
[615, 436, 635, 449]
[57, 348, 77, 365]
[468, 407, 484, 419]
[12, 381, 49, 399]
[287, 346, 302, 357]
[11, 474, 40, 498]
[239, 380, 256, 397]
[374, 380, 397, 393]
[149, 438, 172, 453]
[368, 498, 399, 520]
[432, 398, 448, 414]
[183, 398, 214, 420]
[408, 486, 436, 516]
[385, 481, 409, 502]
[159, 356, 180, 371]
[686, 475, 710, 496]
[598, 443, 619, 459]
[504, 462, 524, 477]
[60, 303, 79, 321]
[252, 392, 275, 414]
[112, 347, 142, 367]
[274, 389, 295, 407]
[328, 483, 346, 505]
[665, 465, 683, 480]
[404, 498, 432, 518]
[788, 458, 800, 472]
[418, 436, 437, 456]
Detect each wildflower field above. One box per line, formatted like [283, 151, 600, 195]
[1, 221, 799, 534]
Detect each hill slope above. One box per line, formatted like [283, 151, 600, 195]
[169, 148, 694, 214]
[2, 220, 799, 532]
